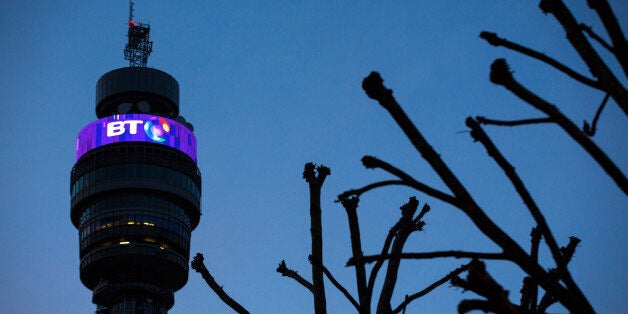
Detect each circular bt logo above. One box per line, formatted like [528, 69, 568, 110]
[144, 117, 170, 143]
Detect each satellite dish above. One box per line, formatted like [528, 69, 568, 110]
[118, 102, 132, 113]
[137, 101, 151, 113]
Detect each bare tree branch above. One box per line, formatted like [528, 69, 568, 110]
[586, 0, 628, 77]
[490, 59, 628, 195]
[472, 92, 596, 314]
[479, 31, 602, 89]
[360, 156, 460, 207]
[476, 116, 554, 127]
[539, 0, 628, 115]
[366, 200, 431, 312]
[519, 228, 543, 313]
[519, 277, 533, 314]
[466, 117, 564, 267]
[309, 255, 360, 310]
[537, 293, 557, 314]
[347, 251, 508, 266]
[276, 260, 314, 293]
[377, 197, 422, 314]
[303, 162, 330, 314]
[529, 227, 542, 264]
[529, 228, 542, 313]
[362, 71, 593, 313]
[393, 262, 472, 314]
[558, 236, 581, 268]
[537, 236, 582, 313]
[340, 196, 370, 314]
[366, 218, 402, 308]
[191, 253, 250, 314]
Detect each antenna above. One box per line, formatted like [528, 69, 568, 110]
[124, 0, 153, 67]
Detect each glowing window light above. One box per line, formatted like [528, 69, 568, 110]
[119, 241, 130, 245]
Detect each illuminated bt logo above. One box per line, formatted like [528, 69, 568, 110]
[106, 117, 171, 143]
[106, 120, 143, 137]
[144, 117, 170, 143]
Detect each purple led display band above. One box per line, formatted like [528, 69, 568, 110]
[76, 114, 197, 162]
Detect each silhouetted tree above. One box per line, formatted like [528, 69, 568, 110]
[276, 1, 626, 313]
[195, 1, 626, 313]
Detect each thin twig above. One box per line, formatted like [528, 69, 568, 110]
[414, 202, 431, 223]
[392, 262, 472, 313]
[337, 180, 407, 201]
[490, 59, 628, 195]
[476, 116, 553, 127]
[579, 24, 614, 53]
[480, 31, 601, 89]
[529, 227, 542, 313]
[276, 260, 314, 293]
[309, 255, 360, 310]
[192, 253, 250, 314]
[519, 277, 533, 314]
[583, 93, 610, 136]
[347, 251, 508, 266]
[366, 220, 402, 308]
[520, 228, 542, 313]
[558, 236, 581, 268]
[466, 117, 564, 267]
[360, 156, 461, 207]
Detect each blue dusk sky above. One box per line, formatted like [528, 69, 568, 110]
[1, 1, 626, 313]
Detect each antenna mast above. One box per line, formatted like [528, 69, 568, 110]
[124, 0, 153, 67]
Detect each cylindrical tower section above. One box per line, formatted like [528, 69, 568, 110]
[71, 68, 201, 313]
[95, 67, 180, 118]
